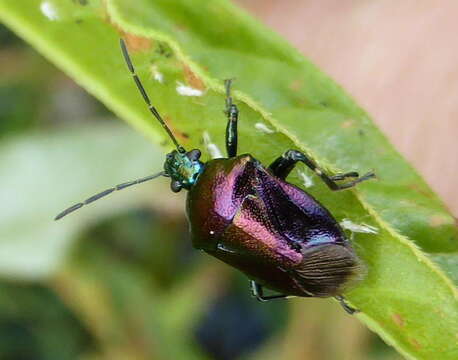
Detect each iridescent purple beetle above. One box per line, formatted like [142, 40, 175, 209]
[56, 39, 376, 314]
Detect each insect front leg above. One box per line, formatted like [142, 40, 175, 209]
[224, 79, 239, 157]
[268, 150, 375, 190]
[250, 281, 290, 302]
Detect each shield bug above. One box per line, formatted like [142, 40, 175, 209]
[55, 39, 376, 314]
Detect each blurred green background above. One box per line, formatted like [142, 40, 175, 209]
[0, 24, 404, 360]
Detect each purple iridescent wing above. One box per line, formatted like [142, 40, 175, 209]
[215, 174, 361, 296]
[226, 194, 303, 265]
[214, 194, 307, 295]
[187, 155, 258, 250]
[254, 167, 346, 249]
[252, 167, 362, 296]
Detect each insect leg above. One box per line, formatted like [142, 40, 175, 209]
[250, 281, 290, 302]
[268, 149, 375, 190]
[335, 295, 359, 315]
[224, 79, 239, 157]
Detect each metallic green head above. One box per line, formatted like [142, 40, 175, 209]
[163, 149, 204, 192]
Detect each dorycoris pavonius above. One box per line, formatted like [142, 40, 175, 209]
[55, 39, 376, 314]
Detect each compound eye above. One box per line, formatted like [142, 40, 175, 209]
[187, 149, 201, 161]
[171, 180, 182, 193]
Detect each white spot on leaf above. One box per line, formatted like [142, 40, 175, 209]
[254, 123, 274, 134]
[40, 1, 59, 21]
[298, 171, 314, 188]
[203, 131, 223, 159]
[176, 82, 203, 97]
[340, 219, 378, 234]
[151, 65, 164, 83]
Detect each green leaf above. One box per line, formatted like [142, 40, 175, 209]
[430, 254, 458, 287]
[1, 1, 456, 359]
[0, 123, 165, 279]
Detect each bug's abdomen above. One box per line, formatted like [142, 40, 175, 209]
[186, 154, 363, 297]
[205, 192, 362, 297]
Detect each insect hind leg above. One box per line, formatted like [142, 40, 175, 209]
[268, 149, 375, 190]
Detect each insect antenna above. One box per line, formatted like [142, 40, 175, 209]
[120, 39, 185, 153]
[54, 171, 166, 220]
